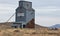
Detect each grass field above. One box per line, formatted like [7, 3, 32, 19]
[0, 23, 60, 36]
[0, 28, 60, 36]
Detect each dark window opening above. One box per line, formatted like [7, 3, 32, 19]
[14, 26, 17, 28]
[23, 25, 26, 28]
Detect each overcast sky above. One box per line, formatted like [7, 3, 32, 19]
[0, 0, 60, 27]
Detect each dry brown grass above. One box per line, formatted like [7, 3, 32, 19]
[0, 23, 60, 36]
[0, 28, 59, 36]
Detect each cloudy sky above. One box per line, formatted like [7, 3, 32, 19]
[0, 0, 60, 27]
